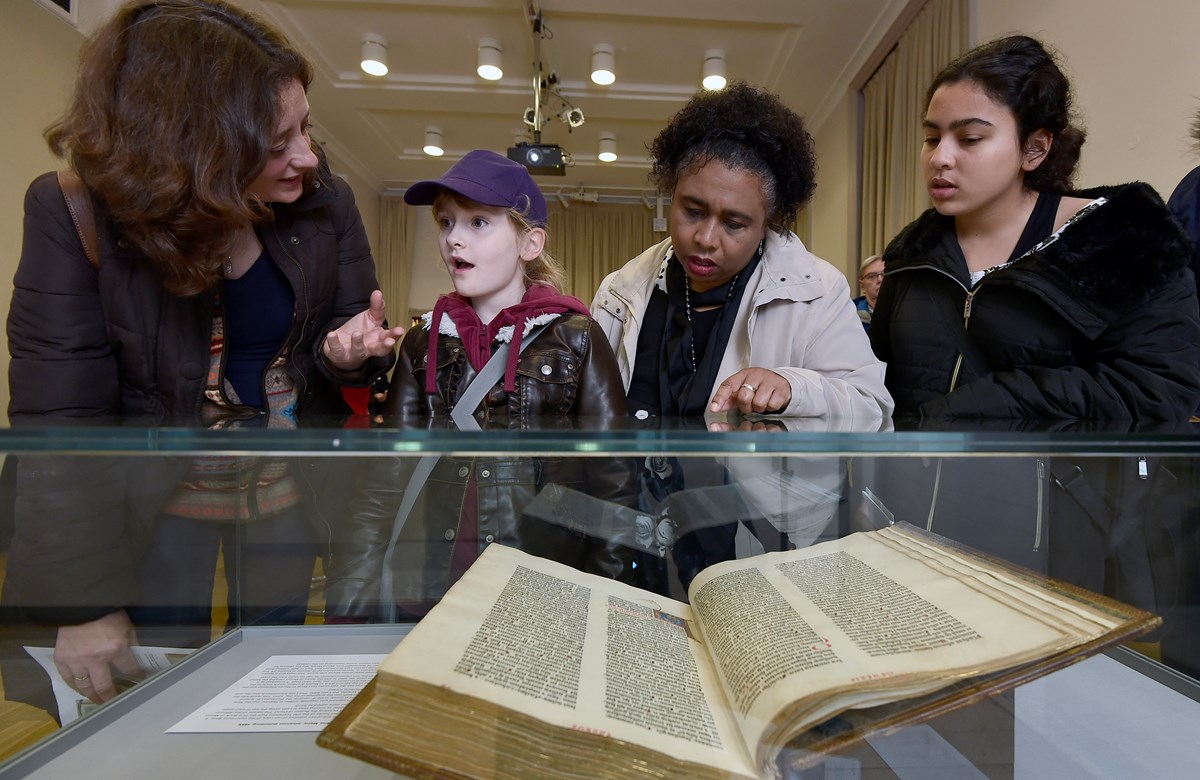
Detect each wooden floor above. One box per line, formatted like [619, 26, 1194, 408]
[0, 551, 326, 763]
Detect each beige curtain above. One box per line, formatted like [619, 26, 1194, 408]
[792, 204, 812, 247]
[544, 202, 658, 302]
[859, 0, 967, 268]
[377, 195, 416, 328]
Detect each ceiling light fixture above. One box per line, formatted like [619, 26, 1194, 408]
[591, 44, 615, 86]
[477, 38, 503, 81]
[360, 34, 389, 77]
[598, 133, 617, 163]
[702, 49, 726, 91]
[423, 126, 444, 157]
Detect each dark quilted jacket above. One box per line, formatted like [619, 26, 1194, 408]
[8, 160, 390, 420]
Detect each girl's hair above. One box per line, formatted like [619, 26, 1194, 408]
[926, 35, 1085, 193]
[432, 190, 567, 293]
[650, 81, 816, 234]
[46, 0, 314, 295]
[1191, 107, 1200, 151]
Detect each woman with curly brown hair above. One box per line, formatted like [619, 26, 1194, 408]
[11, 0, 402, 418]
[590, 83, 891, 593]
[4, 0, 402, 708]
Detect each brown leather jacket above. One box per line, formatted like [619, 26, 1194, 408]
[324, 313, 637, 619]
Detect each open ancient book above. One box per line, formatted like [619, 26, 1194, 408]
[318, 523, 1159, 779]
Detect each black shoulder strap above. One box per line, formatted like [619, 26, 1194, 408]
[56, 168, 100, 269]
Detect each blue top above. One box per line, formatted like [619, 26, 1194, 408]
[222, 250, 295, 410]
[854, 295, 872, 331]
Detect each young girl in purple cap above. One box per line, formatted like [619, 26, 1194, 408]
[387, 149, 627, 420]
[324, 150, 633, 619]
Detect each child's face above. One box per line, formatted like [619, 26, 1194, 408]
[436, 198, 542, 322]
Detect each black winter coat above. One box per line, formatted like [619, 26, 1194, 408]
[323, 313, 636, 619]
[871, 183, 1200, 419]
[8, 160, 390, 420]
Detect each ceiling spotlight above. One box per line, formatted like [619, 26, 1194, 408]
[522, 107, 539, 128]
[591, 44, 615, 86]
[702, 49, 726, 91]
[423, 126, 444, 157]
[598, 133, 617, 163]
[562, 107, 585, 129]
[477, 38, 503, 81]
[360, 34, 388, 77]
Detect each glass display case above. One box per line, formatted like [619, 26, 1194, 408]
[0, 417, 1197, 778]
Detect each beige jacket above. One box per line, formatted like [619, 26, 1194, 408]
[590, 232, 893, 421]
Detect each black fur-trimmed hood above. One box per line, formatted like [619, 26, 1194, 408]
[883, 183, 1192, 323]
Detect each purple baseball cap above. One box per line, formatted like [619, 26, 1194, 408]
[404, 149, 547, 226]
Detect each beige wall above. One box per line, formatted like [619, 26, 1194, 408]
[809, 93, 859, 279]
[0, 2, 83, 417]
[977, 0, 1200, 196]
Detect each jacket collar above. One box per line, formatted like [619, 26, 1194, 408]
[884, 182, 1190, 320]
[420, 310, 562, 345]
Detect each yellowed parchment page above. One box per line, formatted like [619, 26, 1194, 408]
[380, 544, 758, 778]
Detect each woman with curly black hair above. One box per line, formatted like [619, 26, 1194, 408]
[591, 82, 891, 421]
[591, 83, 891, 594]
[871, 35, 1200, 418]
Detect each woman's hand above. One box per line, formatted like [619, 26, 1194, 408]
[54, 610, 144, 704]
[710, 368, 792, 415]
[323, 290, 406, 371]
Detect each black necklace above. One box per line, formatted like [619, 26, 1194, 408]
[682, 274, 739, 371]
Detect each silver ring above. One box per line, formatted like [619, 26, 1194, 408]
[740, 383, 757, 393]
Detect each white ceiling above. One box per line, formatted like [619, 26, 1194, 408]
[242, 0, 910, 197]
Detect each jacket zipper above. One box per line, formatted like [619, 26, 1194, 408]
[948, 288, 981, 392]
[926, 459, 943, 532]
[1034, 459, 1045, 552]
[270, 227, 312, 403]
[889, 264, 974, 394]
[885, 266, 971, 534]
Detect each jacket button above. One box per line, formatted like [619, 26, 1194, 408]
[457, 466, 469, 477]
[566, 363, 574, 370]
[290, 236, 300, 244]
[180, 361, 205, 380]
[484, 534, 495, 544]
[540, 365, 552, 376]
[444, 529, 456, 541]
[480, 469, 491, 478]
[313, 180, 322, 188]
[116, 239, 129, 249]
